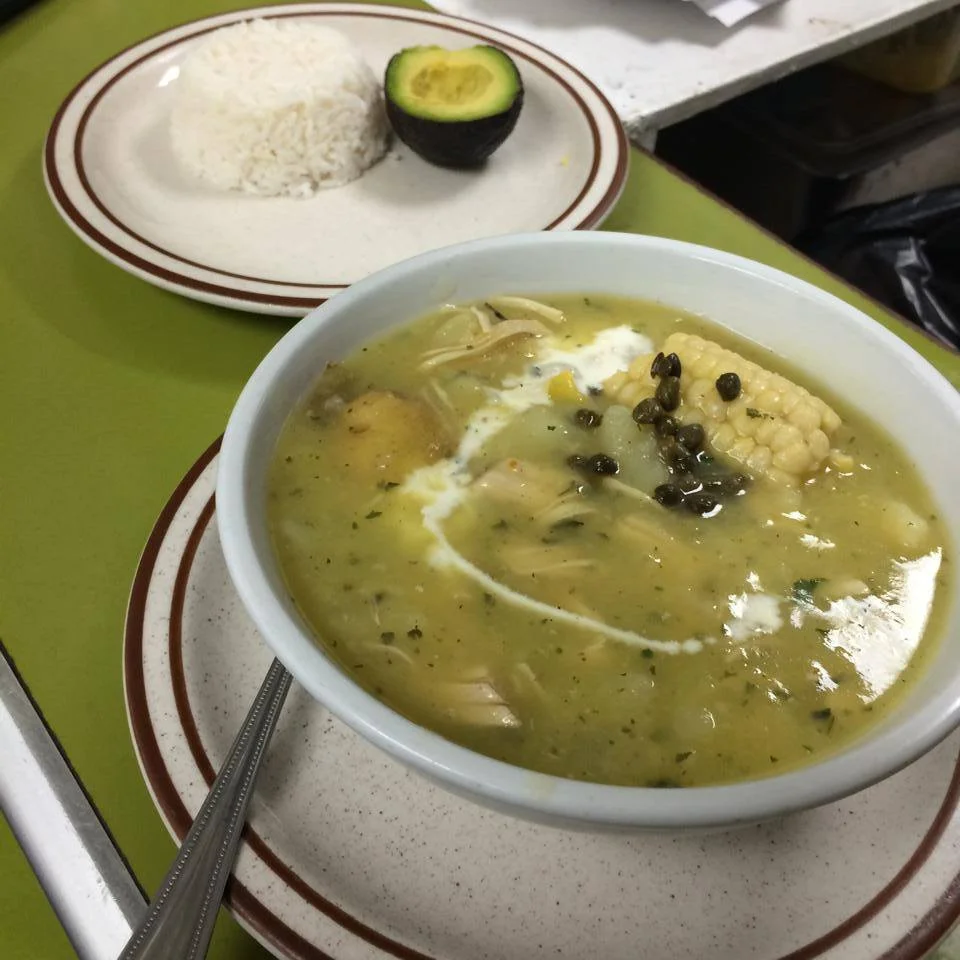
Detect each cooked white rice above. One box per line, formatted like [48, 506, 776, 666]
[170, 19, 390, 198]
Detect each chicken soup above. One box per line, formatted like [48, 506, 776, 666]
[266, 295, 949, 787]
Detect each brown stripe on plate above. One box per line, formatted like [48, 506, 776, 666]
[126, 441, 960, 960]
[47, 5, 627, 308]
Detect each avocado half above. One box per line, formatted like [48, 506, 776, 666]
[384, 45, 524, 168]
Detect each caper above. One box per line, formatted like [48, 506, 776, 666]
[661, 441, 696, 474]
[715, 372, 742, 401]
[703, 473, 750, 496]
[632, 397, 663, 424]
[574, 408, 603, 430]
[685, 492, 720, 516]
[675, 422, 705, 452]
[653, 483, 684, 507]
[654, 415, 678, 438]
[676, 473, 702, 494]
[655, 376, 681, 412]
[651, 351, 682, 378]
[587, 453, 619, 476]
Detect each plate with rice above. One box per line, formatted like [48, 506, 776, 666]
[43, 3, 629, 316]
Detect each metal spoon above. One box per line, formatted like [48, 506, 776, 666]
[119, 657, 292, 960]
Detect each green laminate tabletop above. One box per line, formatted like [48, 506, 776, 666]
[2, 2, 960, 959]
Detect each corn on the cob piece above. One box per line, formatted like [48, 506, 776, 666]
[604, 332, 842, 486]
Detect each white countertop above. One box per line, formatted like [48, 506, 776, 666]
[430, 0, 959, 140]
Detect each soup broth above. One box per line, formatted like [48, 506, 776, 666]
[267, 295, 949, 787]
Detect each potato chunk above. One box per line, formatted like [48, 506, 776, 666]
[335, 391, 451, 485]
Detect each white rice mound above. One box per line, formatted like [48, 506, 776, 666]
[170, 19, 390, 198]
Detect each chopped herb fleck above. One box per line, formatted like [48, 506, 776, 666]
[675, 751, 692, 763]
[407, 626, 422, 639]
[365, 510, 382, 520]
[641, 648, 655, 659]
[380, 632, 395, 644]
[811, 707, 833, 720]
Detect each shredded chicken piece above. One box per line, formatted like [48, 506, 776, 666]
[419, 380, 461, 438]
[419, 318, 551, 369]
[360, 642, 415, 666]
[602, 476, 657, 506]
[487, 296, 566, 324]
[503, 543, 596, 578]
[433, 678, 520, 728]
[473, 459, 576, 515]
[471, 305, 492, 332]
[538, 494, 596, 529]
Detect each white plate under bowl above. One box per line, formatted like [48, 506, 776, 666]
[124, 439, 960, 960]
[43, 3, 628, 316]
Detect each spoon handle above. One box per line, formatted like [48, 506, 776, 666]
[119, 657, 292, 960]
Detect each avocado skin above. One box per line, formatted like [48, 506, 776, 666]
[385, 85, 524, 168]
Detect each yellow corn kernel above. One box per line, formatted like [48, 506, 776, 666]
[770, 423, 803, 453]
[772, 442, 812, 475]
[829, 448, 855, 472]
[728, 436, 757, 459]
[809, 430, 831, 462]
[712, 423, 737, 452]
[747, 445, 774, 473]
[548, 371, 586, 405]
[619, 381, 652, 409]
[687, 377, 714, 406]
[605, 332, 844, 486]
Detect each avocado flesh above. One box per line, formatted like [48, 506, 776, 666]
[385, 45, 524, 167]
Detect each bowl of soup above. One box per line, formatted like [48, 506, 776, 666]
[217, 231, 960, 831]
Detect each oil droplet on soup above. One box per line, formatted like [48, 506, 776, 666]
[267, 295, 949, 787]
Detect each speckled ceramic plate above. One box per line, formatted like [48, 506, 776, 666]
[124, 440, 960, 960]
[43, 3, 627, 317]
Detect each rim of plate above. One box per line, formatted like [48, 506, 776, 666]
[123, 438, 960, 960]
[43, 2, 629, 316]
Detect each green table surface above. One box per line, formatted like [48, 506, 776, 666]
[3, 1, 960, 958]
